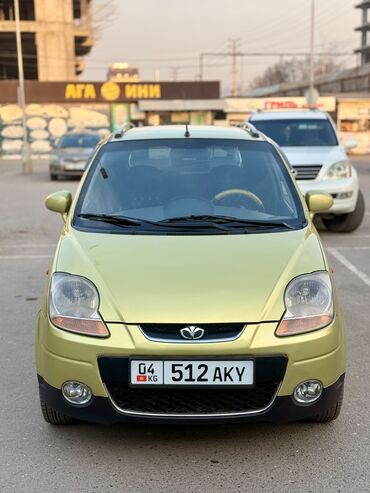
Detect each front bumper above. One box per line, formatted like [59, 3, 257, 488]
[50, 164, 85, 177]
[297, 169, 359, 214]
[36, 309, 346, 423]
[38, 373, 345, 424]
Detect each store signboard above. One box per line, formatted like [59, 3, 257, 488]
[0, 102, 111, 158]
[337, 99, 370, 119]
[225, 97, 337, 113]
[0, 81, 220, 104]
[337, 99, 370, 155]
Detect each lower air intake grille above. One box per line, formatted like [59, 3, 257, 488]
[106, 382, 279, 415]
[292, 165, 322, 180]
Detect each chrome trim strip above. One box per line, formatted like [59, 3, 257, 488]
[138, 325, 247, 344]
[103, 382, 282, 419]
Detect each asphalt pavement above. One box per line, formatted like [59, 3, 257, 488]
[0, 157, 369, 493]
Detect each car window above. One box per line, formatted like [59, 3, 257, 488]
[251, 119, 338, 147]
[74, 138, 305, 233]
[59, 134, 100, 148]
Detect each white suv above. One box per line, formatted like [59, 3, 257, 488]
[249, 110, 364, 232]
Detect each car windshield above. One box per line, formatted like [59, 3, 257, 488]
[59, 134, 100, 148]
[252, 119, 338, 147]
[74, 138, 305, 234]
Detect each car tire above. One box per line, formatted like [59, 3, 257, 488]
[50, 173, 59, 181]
[323, 190, 365, 233]
[40, 399, 74, 425]
[308, 387, 343, 423]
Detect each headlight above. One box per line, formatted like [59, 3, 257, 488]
[323, 160, 351, 180]
[276, 272, 333, 336]
[49, 273, 109, 337]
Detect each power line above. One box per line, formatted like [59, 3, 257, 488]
[199, 51, 354, 81]
[239, 1, 355, 53]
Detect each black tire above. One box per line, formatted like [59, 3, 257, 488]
[323, 190, 365, 233]
[50, 173, 59, 181]
[40, 399, 74, 425]
[308, 387, 344, 423]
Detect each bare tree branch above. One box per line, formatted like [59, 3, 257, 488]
[249, 55, 342, 91]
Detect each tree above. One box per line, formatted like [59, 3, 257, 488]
[249, 55, 341, 90]
[91, 1, 116, 41]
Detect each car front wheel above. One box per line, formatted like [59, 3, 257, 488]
[50, 172, 59, 181]
[308, 387, 344, 423]
[323, 190, 365, 233]
[40, 398, 74, 425]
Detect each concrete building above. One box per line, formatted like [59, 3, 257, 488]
[355, 1, 370, 65]
[0, 0, 94, 80]
[108, 63, 141, 83]
[246, 63, 370, 98]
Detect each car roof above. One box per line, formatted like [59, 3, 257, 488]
[249, 110, 329, 121]
[110, 125, 265, 142]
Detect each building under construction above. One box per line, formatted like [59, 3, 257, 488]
[0, 0, 96, 80]
[355, 1, 370, 65]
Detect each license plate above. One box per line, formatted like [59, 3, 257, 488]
[65, 162, 85, 170]
[130, 360, 254, 387]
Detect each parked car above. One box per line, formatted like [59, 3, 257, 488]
[37, 125, 345, 425]
[49, 131, 101, 181]
[249, 110, 365, 232]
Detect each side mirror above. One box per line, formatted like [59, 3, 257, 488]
[344, 137, 357, 151]
[45, 191, 72, 215]
[305, 191, 333, 213]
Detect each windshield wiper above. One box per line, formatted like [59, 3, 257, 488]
[77, 213, 144, 226]
[77, 213, 296, 232]
[77, 213, 222, 229]
[77, 213, 230, 231]
[158, 215, 296, 230]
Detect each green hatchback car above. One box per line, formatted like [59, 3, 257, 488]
[36, 124, 345, 425]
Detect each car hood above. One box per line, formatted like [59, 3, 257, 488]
[282, 146, 346, 167]
[55, 227, 326, 324]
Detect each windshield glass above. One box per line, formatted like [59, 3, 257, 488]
[252, 119, 338, 147]
[59, 134, 100, 148]
[74, 138, 305, 234]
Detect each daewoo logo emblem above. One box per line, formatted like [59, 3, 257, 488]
[180, 325, 205, 340]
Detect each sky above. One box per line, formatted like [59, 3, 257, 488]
[81, 0, 360, 95]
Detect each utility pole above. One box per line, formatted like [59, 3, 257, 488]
[228, 38, 240, 97]
[14, 0, 31, 174]
[308, 0, 316, 107]
[172, 66, 179, 81]
[199, 53, 204, 81]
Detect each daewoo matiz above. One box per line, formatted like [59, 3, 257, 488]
[36, 125, 345, 425]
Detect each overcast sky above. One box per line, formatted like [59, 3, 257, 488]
[82, 0, 360, 94]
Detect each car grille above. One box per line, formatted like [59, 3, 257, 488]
[62, 157, 85, 163]
[98, 356, 287, 416]
[292, 165, 322, 180]
[139, 323, 246, 342]
[106, 381, 279, 415]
